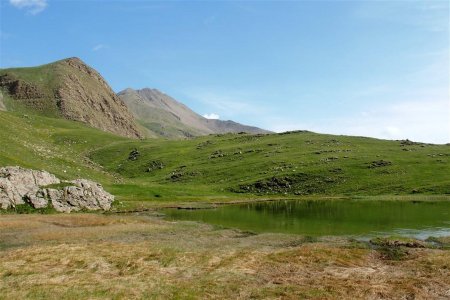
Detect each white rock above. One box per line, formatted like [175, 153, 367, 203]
[0, 166, 59, 209]
[0, 166, 114, 212]
[48, 179, 114, 213]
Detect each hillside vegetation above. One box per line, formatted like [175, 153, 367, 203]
[91, 129, 450, 201]
[0, 58, 141, 138]
[0, 57, 270, 140]
[1, 110, 449, 208]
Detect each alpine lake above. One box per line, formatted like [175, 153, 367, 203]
[163, 198, 450, 239]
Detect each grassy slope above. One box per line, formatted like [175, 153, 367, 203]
[90, 130, 450, 203]
[1, 110, 449, 208]
[0, 111, 125, 183]
[0, 63, 61, 117]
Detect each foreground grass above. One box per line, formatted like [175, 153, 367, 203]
[0, 213, 449, 299]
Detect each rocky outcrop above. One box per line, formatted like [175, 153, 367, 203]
[0, 58, 142, 139]
[55, 58, 142, 139]
[0, 166, 114, 212]
[0, 166, 60, 209]
[47, 179, 114, 213]
[0, 74, 45, 99]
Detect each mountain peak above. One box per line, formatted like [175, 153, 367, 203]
[119, 87, 272, 138]
[55, 57, 89, 68]
[61, 56, 84, 63]
[0, 59, 142, 139]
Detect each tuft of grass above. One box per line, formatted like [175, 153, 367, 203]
[42, 182, 77, 189]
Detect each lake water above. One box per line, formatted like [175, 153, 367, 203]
[163, 199, 450, 239]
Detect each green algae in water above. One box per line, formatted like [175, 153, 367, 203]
[163, 200, 450, 238]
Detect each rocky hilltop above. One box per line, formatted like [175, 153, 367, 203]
[118, 88, 271, 138]
[0, 58, 142, 139]
[0, 166, 114, 213]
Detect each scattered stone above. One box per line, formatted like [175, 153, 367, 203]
[196, 140, 214, 149]
[314, 149, 352, 154]
[146, 160, 165, 172]
[210, 150, 225, 159]
[233, 173, 343, 195]
[400, 139, 422, 146]
[168, 167, 199, 182]
[128, 149, 140, 161]
[233, 149, 243, 155]
[368, 160, 392, 168]
[370, 237, 426, 248]
[278, 130, 309, 135]
[321, 157, 339, 162]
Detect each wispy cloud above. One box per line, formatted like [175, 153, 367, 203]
[92, 44, 108, 52]
[9, 0, 48, 15]
[183, 88, 267, 118]
[203, 113, 220, 120]
[266, 98, 449, 144]
[354, 1, 449, 32]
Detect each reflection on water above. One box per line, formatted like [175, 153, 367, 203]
[163, 199, 450, 238]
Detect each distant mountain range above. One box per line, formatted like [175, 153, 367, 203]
[0, 57, 270, 139]
[118, 88, 271, 138]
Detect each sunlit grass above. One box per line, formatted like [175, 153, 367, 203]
[0, 214, 449, 299]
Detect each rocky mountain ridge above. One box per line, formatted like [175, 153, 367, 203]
[0, 57, 271, 139]
[0, 58, 142, 138]
[118, 87, 272, 138]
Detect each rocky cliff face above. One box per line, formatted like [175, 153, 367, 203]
[55, 58, 142, 138]
[0, 166, 114, 213]
[0, 58, 142, 139]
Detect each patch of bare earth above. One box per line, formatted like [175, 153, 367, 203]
[0, 214, 449, 299]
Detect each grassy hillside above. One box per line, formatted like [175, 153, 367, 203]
[0, 63, 61, 117]
[1, 110, 449, 209]
[0, 111, 125, 183]
[0, 58, 142, 138]
[91, 130, 450, 202]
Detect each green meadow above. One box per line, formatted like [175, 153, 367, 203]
[1, 110, 449, 210]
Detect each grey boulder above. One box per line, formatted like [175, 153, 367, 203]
[0, 166, 60, 209]
[49, 179, 114, 213]
[0, 166, 114, 212]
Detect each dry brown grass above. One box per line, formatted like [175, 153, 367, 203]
[1, 214, 449, 299]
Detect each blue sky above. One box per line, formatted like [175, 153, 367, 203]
[1, 0, 449, 143]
